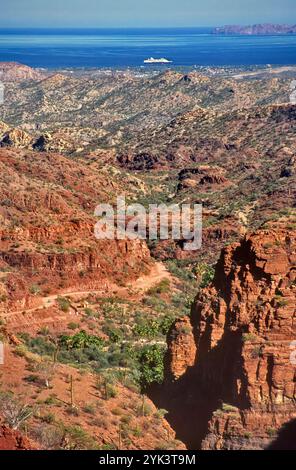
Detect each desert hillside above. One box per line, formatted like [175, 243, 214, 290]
[0, 63, 295, 450]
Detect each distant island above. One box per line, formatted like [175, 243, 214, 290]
[213, 24, 296, 35]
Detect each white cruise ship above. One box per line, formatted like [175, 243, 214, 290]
[144, 57, 172, 64]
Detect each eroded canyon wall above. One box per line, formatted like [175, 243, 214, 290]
[164, 229, 296, 449]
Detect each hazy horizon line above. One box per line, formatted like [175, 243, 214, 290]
[1, 22, 296, 30]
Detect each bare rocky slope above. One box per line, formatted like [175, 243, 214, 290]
[0, 147, 151, 312]
[0, 62, 44, 82]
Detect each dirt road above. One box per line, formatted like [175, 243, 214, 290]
[3, 262, 173, 323]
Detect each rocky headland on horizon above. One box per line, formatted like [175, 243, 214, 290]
[213, 23, 296, 35]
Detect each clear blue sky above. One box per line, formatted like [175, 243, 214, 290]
[1, 0, 295, 28]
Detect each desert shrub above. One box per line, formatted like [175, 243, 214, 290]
[38, 326, 50, 336]
[63, 425, 99, 450]
[154, 441, 172, 450]
[95, 373, 118, 400]
[155, 440, 180, 450]
[58, 330, 105, 350]
[84, 307, 96, 317]
[20, 335, 55, 357]
[119, 371, 141, 393]
[57, 296, 71, 313]
[104, 384, 117, 400]
[99, 443, 117, 450]
[147, 279, 170, 296]
[92, 417, 108, 428]
[25, 374, 41, 384]
[0, 392, 34, 430]
[43, 394, 60, 406]
[166, 259, 195, 282]
[158, 315, 175, 335]
[107, 350, 124, 367]
[99, 298, 127, 317]
[267, 427, 277, 438]
[242, 333, 258, 343]
[137, 345, 165, 390]
[142, 296, 168, 312]
[82, 403, 96, 415]
[251, 346, 262, 359]
[66, 406, 80, 417]
[132, 426, 142, 437]
[32, 423, 65, 449]
[133, 319, 160, 339]
[133, 315, 174, 339]
[198, 264, 215, 288]
[120, 414, 132, 425]
[221, 403, 239, 413]
[40, 412, 56, 424]
[58, 346, 109, 369]
[29, 284, 41, 295]
[36, 360, 56, 388]
[136, 401, 153, 417]
[103, 325, 123, 343]
[179, 324, 192, 335]
[154, 408, 169, 419]
[274, 296, 288, 307]
[19, 329, 108, 369]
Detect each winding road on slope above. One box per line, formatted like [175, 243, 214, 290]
[2, 262, 173, 324]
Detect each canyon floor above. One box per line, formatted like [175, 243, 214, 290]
[0, 62, 295, 450]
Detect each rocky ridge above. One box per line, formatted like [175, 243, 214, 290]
[214, 24, 296, 35]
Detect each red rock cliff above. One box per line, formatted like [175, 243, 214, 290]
[164, 229, 296, 449]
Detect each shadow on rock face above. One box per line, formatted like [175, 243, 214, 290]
[267, 419, 296, 450]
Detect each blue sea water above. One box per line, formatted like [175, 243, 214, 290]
[0, 28, 296, 68]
